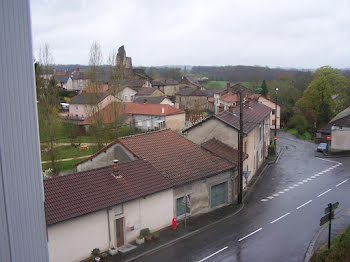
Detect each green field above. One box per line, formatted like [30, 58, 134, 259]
[42, 158, 81, 173]
[41, 145, 98, 161]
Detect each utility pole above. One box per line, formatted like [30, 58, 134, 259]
[237, 91, 243, 204]
[274, 88, 278, 147]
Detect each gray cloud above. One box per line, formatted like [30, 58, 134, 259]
[30, 0, 350, 68]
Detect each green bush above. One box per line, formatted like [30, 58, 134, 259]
[268, 144, 276, 155]
[91, 248, 100, 257]
[140, 228, 151, 237]
[101, 253, 108, 258]
[288, 114, 308, 133]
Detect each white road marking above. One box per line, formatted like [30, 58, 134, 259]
[318, 158, 342, 164]
[303, 180, 308, 183]
[278, 191, 285, 194]
[267, 196, 274, 199]
[284, 188, 290, 192]
[307, 178, 312, 181]
[329, 167, 334, 170]
[238, 228, 263, 242]
[270, 212, 291, 224]
[311, 176, 316, 178]
[317, 189, 332, 197]
[273, 193, 279, 197]
[289, 186, 294, 189]
[261, 199, 268, 202]
[298, 182, 304, 185]
[293, 184, 299, 187]
[296, 200, 312, 210]
[314, 174, 320, 177]
[197, 246, 228, 262]
[336, 179, 348, 187]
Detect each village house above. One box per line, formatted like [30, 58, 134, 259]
[152, 78, 180, 97]
[133, 96, 173, 105]
[181, 75, 204, 89]
[76, 129, 236, 219]
[183, 100, 271, 184]
[124, 103, 185, 131]
[249, 93, 281, 129]
[135, 87, 165, 98]
[45, 159, 173, 262]
[175, 87, 208, 111]
[54, 73, 73, 90]
[328, 106, 350, 152]
[67, 92, 119, 121]
[70, 68, 89, 91]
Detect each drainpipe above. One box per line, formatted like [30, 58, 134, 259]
[107, 208, 111, 247]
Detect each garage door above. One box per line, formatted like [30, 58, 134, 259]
[211, 182, 227, 208]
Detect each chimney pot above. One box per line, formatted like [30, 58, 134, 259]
[113, 160, 119, 175]
[229, 105, 234, 113]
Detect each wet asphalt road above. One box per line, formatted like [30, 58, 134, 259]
[134, 132, 350, 262]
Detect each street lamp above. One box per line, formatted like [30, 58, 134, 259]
[274, 88, 278, 147]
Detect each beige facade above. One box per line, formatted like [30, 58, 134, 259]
[48, 189, 173, 262]
[117, 87, 137, 102]
[184, 116, 270, 184]
[175, 95, 207, 111]
[165, 113, 186, 131]
[68, 94, 118, 120]
[149, 89, 165, 97]
[159, 84, 181, 97]
[331, 126, 350, 152]
[258, 97, 280, 129]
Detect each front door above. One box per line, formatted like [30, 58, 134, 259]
[116, 218, 124, 247]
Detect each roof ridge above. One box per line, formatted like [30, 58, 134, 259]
[119, 128, 171, 140]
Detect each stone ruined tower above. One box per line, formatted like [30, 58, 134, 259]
[117, 45, 133, 78]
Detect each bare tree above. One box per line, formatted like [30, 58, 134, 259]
[36, 44, 62, 174]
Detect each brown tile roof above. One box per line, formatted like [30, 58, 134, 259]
[133, 96, 168, 104]
[183, 100, 271, 135]
[120, 79, 146, 88]
[136, 87, 159, 96]
[69, 92, 110, 105]
[215, 100, 272, 134]
[82, 84, 109, 93]
[79, 102, 125, 125]
[118, 130, 234, 186]
[44, 159, 171, 225]
[201, 138, 248, 166]
[124, 103, 184, 116]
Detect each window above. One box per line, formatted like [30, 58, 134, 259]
[272, 109, 275, 115]
[124, 95, 128, 101]
[131, 95, 134, 101]
[137, 120, 142, 127]
[176, 196, 190, 217]
[211, 182, 227, 208]
[75, 106, 78, 110]
[272, 119, 276, 125]
[259, 125, 262, 141]
[147, 120, 150, 128]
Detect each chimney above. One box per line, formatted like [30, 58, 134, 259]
[267, 94, 271, 100]
[227, 82, 231, 94]
[161, 107, 165, 114]
[113, 160, 119, 176]
[244, 98, 250, 109]
[143, 99, 147, 104]
[229, 105, 234, 113]
[218, 104, 224, 112]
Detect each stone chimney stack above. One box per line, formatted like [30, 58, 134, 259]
[229, 105, 234, 113]
[244, 98, 250, 109]
[113, 160, 119, 176]
[227, 82, 231, 94]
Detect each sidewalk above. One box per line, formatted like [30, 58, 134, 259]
[84, 150, 281, 262]
[304, 208, 350, 262]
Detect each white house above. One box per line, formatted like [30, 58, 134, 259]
[329, 106, 350, 152]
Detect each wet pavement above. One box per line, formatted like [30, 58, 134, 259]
[133, 131, 350, 262]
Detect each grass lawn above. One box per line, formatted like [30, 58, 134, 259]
[41, 145, 98, 161]
[311, 225, 350, 262]
[42, 158, 81, 173]
[202, 81, 227, 90]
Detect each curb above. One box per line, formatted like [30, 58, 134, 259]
[125, 204, 244, 262]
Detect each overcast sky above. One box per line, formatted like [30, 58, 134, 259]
[30, 0, 350, 68]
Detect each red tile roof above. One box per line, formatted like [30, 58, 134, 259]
[136, 87, 159, 96]
[118, 130, 234, 186]
[201, 138, 248, 165]
[220, 93, 239, 103]
[44, 159, 171, 225]
[124, 103, 185, 116]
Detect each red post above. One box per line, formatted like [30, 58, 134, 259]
[172, 217, 177, 231]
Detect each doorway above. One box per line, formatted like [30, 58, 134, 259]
[116, 218, 124, 247]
